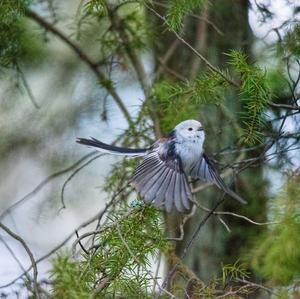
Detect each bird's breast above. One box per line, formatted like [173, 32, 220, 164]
[175, 138, 203, 172]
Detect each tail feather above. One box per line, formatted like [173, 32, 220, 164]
[76, 137, 147, 157]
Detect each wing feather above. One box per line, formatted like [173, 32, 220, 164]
[140, 164, 166, 197]
[143, 167, 170, 203]
[153, 170, 173, 208]
[132, 143, 192, 212]
[173, 174, 183, 212]
[165, 172, 176, 212]
[191, 153, 247, 204]
[181, 174, 191, 209]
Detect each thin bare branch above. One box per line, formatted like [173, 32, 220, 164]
[196, 203, 279, 226]
[60, 153, 105, 210]
[0, 151, 97, 220]
[269, 101, 300, 110]
[167, 204, 197, 241]
[16, 64, 40, 109]
[0, 223, 40, 298]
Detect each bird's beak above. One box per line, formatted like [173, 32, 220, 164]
[197, 127, 204, 131]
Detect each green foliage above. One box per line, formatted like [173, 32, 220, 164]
[167, 0, 208, 31]
[281, 24, 300, 57]
[222, 260, 250, 285]
[83, 0, 151, 59]
[250, 172, 300, 286]
[50, 255, 92, 299]
[151, 71, 229, 133]
[50, 204, 167, 298]
[103, 158, 139, 194]
[170, 260, 254, 298]
[228, 50, 270, 145]
[0, 0, 30, 67]
[84, 0, 107, 16]
[265, 69, 289, 99]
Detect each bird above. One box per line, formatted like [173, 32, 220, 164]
[76, 119, 246, 212]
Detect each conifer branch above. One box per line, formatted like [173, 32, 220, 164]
[152, 0, 224, 36]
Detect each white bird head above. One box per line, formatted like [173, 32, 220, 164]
[174, 120, 205, 141]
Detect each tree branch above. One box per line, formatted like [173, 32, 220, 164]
[156, 195, 226, 298]
[145, 3, 239, 88]
[0, 151, 97, 220]
[60, 153, 105, 210]
[269, 101, 300, 110]
[108, 7, 151, 97]
[25, 9, 134, 127]
[0, 223, 40, 298]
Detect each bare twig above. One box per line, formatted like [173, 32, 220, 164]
[215, 284, 255, 299]
[196, 203, 279, 226]
[167, 204, 197, 241]
[60, 153, 105, 210]
[0, 223, 40, 298]
[0, 151, 97, 220]
[75, 230, 89, 255]
[236, 278, 276, 296]
[16, 64, 40, 109]
[269, 101, 300, 110]
[0, 235, 27, 273]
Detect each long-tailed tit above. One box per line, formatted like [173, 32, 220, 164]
[77, 119, 246, 212]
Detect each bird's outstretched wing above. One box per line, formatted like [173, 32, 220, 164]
[76, 137, 147, 157]
[190, 153, 247, 204]
[132, 141, 192, 212]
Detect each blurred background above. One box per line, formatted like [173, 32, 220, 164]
[1, 0, 300, 298]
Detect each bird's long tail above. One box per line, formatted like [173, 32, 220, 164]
[76, 137, 148, 157]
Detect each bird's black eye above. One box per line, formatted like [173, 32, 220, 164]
[188, 127, 193, 131]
